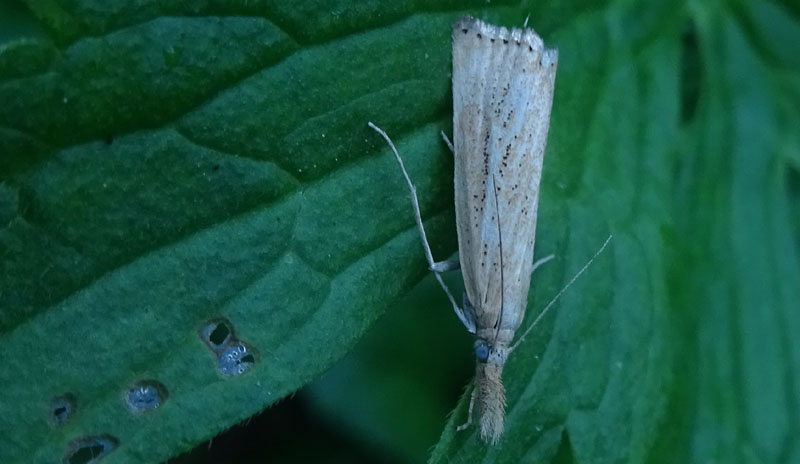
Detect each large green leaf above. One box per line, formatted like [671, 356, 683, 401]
[0, 2, 461, 463]
[1, 0, 799, 463]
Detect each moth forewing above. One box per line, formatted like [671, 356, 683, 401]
[452, 17, 558, 444]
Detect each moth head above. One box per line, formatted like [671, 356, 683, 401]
[474, 339, 510, 365]
[475, 340, 490, 362]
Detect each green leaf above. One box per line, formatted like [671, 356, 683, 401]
[1, 1, 799, 463]
[0, 3, 462, 463]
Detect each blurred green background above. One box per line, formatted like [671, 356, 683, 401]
[1, 0, 799, 463]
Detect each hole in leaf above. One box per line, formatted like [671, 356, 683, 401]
[209, 324, 230, 346]
[51, 393, 77, 427]
[125, 380, 168, 413]
[64, 435, 118, 464]
[217, 341, 256, 376]
[199, 318, 233, 353]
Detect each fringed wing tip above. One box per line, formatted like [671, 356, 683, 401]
[452, 15, 552, 55]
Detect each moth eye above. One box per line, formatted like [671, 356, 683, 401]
[475, 342, 490, 362]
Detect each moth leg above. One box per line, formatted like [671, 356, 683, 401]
[368, 122, 472, 332]
[433, 273, 475, 333]
[456, 387, 477, 432]
[431, 256, 460, 273]
[440, 131, 454, 154]
[532, 254, 555, 273]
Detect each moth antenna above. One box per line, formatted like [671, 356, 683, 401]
[510, 234, 613, 352]
[368, 122, 476, 334]
[367, 122, 436, 268]
[440, 130, 455, 154]
[491, 174, 505, 345]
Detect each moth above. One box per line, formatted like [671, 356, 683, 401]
[370, 16, 609, 444]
